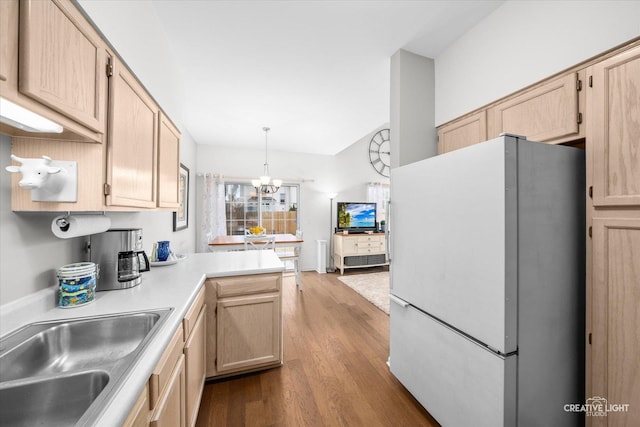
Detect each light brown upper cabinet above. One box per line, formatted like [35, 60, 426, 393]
[437, 111, 487, 154]
[588, 45, 640, 207]
[0, 0, 17, 84]
[0, 0, 103, 142]
[19, 0, 107, 135]
[106, 57, 159, 209]
[487, 72, 584, 144]
[157, 113, 181, 209]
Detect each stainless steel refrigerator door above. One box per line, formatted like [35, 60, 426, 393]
[390, 136, 518, 354]
[389, 298, 517, 427]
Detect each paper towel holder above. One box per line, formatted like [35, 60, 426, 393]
[55, 211, 107, 232]
[5, 154, 78, 202]
[51, 212, 111, 239]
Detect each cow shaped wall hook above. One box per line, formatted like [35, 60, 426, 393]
[5, 154, 78, 202]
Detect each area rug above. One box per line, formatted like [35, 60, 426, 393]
[337, 271, 389, 315]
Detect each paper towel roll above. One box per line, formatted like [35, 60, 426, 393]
[51, 215, 111, 239]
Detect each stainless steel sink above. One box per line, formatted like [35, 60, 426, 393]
[0, 370, 109, 427]
[0, 309, 172, 426]
[0, 311, 162, 382]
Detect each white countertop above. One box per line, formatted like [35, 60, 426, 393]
[0, 250, 284, 427]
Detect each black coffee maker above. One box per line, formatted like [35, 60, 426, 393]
[88, 228, 150, 291]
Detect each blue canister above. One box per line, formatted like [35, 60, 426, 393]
[57, 262, 97, 308]
[157, 241, 171, 262]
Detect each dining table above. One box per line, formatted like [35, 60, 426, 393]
[208, 233, 304, 290]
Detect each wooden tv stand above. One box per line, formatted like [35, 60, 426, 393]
[333, 233, 388, 275]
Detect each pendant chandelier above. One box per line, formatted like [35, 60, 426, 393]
[252, 126, 282, 194]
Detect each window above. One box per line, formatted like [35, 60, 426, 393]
[367, 183, 390, 224]
[224, 183, 299, 235]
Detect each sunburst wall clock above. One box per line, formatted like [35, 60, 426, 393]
[368, 128, 390, 177]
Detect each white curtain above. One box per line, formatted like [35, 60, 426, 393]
[366, 182, 390, 223]
[198, 173, 226, 252]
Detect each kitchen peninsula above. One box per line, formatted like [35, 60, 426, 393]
[0, 250, 284, 427]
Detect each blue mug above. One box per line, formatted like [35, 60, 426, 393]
[157, 241, 171, 262]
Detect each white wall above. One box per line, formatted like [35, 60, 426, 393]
[435, 1, 640, 125]
[196, 126, 389, 271]
[77, 0, 185, 125]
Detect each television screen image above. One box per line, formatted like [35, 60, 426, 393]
[337, 202, 376, 229]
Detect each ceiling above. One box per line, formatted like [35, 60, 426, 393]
[149, 1, 504, 155]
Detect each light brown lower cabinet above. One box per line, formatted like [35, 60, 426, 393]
[217, 293, 281, 373]
[150, 354, 185, 427]
[205, 273, 283, 378]
[149, 325, 185, 427]
[589, 217, 640, 426]
[123, 287, 206, 427]
[183, 287, 206, 427]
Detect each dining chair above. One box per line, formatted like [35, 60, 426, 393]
[277, 230, 303, 290]
[243, 234, 276, 251]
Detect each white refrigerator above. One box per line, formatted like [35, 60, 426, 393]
[388, 135, 585, 426]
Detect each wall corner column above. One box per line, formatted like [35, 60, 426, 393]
[390, 49, 436, 168]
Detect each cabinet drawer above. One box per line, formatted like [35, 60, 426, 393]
[355, 235, 384, 243]
[213, 273, 281, 298]
[182, 286, 205, 339]
[356, 241, 384, 248]
[149, 325, 184, 410]
[356, 245, 384, 254]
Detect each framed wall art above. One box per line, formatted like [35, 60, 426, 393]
[173, 163, 189, 231]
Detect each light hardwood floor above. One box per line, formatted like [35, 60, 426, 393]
[196, 269, 439, 427]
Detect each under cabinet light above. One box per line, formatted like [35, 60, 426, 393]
[0, 97, 63, 133]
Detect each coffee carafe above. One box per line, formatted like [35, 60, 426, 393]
[88, 228, 150, 291]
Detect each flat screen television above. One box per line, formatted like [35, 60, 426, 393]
[337, 202, 377, 233]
